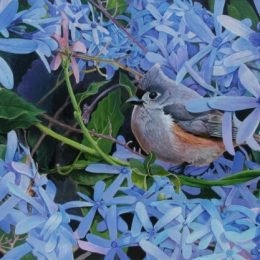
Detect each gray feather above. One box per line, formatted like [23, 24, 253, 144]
[141, 64, 239, 140]
[164, 103, 199, 121]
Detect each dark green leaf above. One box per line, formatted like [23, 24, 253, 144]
[150, 164, 169, 177]
[252, 151, 260, 163]
[227, 5, 241, 20]
[76, 80, 110, 105]
[0, 144, 6, 159]
[83, 89, 124, 156]
[106, 0, 127, 16]
[208, 0, 215, 12]
[72, 171, 112, 186]
[129, 159, 146, 175]
[144, 152, 156, 175]
[119, 72, 135, 97]
[21, 253, 35, 260]
[28, 130, 56, 170]
[0, 89, 43, 133]
[228, 0, 259, 29]
[146, 176, 154, 189]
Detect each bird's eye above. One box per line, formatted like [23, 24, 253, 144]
[149, 92, 158, 99]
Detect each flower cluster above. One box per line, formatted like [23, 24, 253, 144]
[63, 158, 260, 259]
[0, 131, 76, 259]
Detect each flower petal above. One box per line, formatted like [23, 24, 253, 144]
[139, 239, 171, 260]
[77, 207, 96, 238]
[107, 205, 117, 240]
[0, 38, 37, 54]
[209, 96, 258, 111]
[50, 54, 62, 71]
[222, 112, 235, 155]
[185, 98, 212, 113]
[5, 130, 18, 162]
[217, 15, 253, 38]
[0, 57, 13, 89]
[78, 240, 108, 255]
[15, 215, 45, 234]
[238, 64, 260, 97]
[71, 41, 86, 53]
[236, 108, 260, 143]
[0, 0, 18, 31]
[184, 10, 214, 43]
[155, 207, 182, 230]
[135, 202, 153, 231]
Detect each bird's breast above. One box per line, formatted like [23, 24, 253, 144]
[131, 105, 177, 161]
[131, 106, 225, 166]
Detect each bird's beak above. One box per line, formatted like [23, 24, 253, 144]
[126, 96, 144, 105]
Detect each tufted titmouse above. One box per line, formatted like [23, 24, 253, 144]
[127, 65, 234, 166]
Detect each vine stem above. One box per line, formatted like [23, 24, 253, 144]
[35, 123, 129, 166]
[71, 52, 143, 78]
[63, 61, 127, 166]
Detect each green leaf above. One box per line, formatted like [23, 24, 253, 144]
[150, 164, 169, 177]
[146, 176, 154, 189]
[28, 130, 56, 170]
[21, 253, 35, 260]
[106, 0, 128, 16]
[252, 151, 260, 163]
[83, 89, 124, 156]
[0, 89, 43, 133]
[168, 174, 181, 193]
[208, 0, 215, 12]
[0, 144, 6, 159]
[132, 169, 147, 190]
[227, 5, 241, 20]
[144, 152, 156, 175]
[76, 80, 110, 105]
[228, 0, 259, 29]
[72, 171, 112, 186]
[129, 159, 146, 175]
[119, 72, 135, 97]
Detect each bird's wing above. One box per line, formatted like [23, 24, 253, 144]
[163, 103, 237, 139]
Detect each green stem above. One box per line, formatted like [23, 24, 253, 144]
[64, 62, 119, 165]
[36, 123, 128, 166]
[178, 170, 260, 188]
[35, 123, 97, 156]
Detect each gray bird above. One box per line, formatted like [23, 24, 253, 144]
[127, 64, 234, 166]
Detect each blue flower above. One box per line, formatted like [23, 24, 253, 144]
[86, 164, 133, 195]
[86, 205, 135, 259]
[63, 180, 135, 238]
[176, 0, 235, 92]
[0, 131, 76, 259]
[133, 201, 182, 256]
